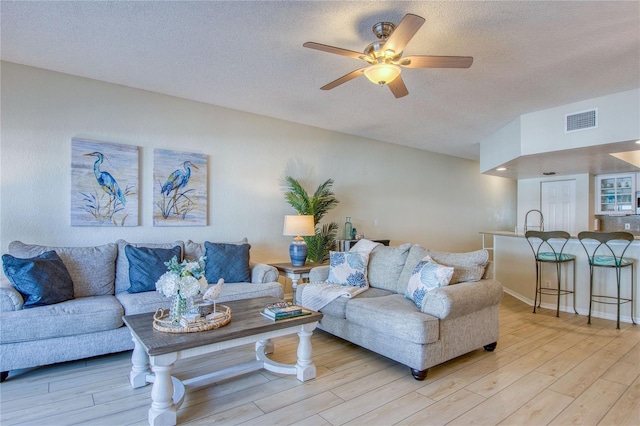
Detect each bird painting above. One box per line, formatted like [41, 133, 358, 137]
[161, 160, 199, 215]
[84, 151, 126, 205]
[71, 138, 138, 227]
[153, 149, 206, 226]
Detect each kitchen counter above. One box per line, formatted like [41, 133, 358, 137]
[481, 230, 640, 238]
[480, 231, 639, 325]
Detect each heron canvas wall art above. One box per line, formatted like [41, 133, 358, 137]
[154, 149, 207, 226]
[71, 139, 139, 226]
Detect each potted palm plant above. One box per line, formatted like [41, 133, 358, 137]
[283, 176, 339, 263]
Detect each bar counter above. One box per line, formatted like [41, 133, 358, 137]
[481, 231, 639, 325]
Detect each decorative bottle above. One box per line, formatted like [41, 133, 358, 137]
[344, 217, 353, 240]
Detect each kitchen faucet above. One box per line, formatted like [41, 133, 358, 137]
[524, 209, 544, 234]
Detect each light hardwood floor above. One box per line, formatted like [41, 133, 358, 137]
[1, 294, 638, 425]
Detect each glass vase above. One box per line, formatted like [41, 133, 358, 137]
[170, 294, 188, 324]
[344, 216, 353, 240]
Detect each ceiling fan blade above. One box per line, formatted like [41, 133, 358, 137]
[303, 42, 367, 60]
[387, 75, 409, 98]
[383, 14, 425, 54]
[397, 55, 473, 68]
[320, 67, 367, 90]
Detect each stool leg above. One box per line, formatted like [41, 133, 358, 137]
[616, 266, 622, 330]
[632, 264, 636, 325]
[588, 265, 594, 325]
[572, 260, 578, 315]
[533, 261, 540, 314]
[555, 261, 561, 317]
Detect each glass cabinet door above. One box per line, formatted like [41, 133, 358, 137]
[597, 174, 635, 214]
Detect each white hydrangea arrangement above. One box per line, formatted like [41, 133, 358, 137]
[156, 255, 208, 299]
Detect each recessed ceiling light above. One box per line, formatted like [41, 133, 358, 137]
[496, 167, 507, 171]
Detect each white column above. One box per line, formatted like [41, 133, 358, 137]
[148, 353, 180, 426]
[296, 323, 317, 381]
[129, 336, 151, 388]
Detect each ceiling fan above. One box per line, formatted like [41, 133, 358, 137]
[303, 13, 473, 98]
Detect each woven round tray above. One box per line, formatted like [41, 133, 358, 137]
[153, 304, 231, 333]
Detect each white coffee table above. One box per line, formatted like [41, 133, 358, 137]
[123, 297, 322, 426]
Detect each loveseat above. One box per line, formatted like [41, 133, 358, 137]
[295, 242, 503, 380]
[0, 239, 283, 381]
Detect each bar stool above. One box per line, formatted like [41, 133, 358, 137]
[578, 231, 636, 329]
[525, 231, 577, 317]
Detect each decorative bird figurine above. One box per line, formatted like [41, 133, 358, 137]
[84, 152, 126, 205]
[203, 278, 224, 315]
[203, 278, 224, 301]
[161, 160, 199, 214]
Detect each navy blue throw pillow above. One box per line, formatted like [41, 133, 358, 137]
[2, 250, 74, 308]
[204, 242, 251, 283]
[125, 245, 182, 294]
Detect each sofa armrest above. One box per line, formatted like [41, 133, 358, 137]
[421, 280, 503, 320]
[0, 276, 23, 311]
[309, 265, 330, 283]
[250, 262, 279, 283]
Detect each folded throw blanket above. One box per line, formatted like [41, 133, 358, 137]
[300, 239, 381, 311]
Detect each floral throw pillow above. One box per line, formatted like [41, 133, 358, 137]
[405, 255, 454, 310]
[326, 251, 369, 288]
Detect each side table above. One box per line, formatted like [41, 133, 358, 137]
[269, 262, 315, 302]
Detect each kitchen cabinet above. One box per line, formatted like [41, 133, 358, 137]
[596, 173, 635, 214]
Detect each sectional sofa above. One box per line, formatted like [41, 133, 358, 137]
[0, 239, 283, 381]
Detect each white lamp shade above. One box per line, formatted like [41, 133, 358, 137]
[283, 215, 315, 237]
[364, 63, 401, 85]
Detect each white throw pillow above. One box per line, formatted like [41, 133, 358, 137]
[326, 251, 369, 288]
[405, 255, 454, 310]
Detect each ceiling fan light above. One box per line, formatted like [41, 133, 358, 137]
[364, 63, 401, 86]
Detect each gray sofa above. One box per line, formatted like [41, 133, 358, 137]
[295, 243, 503, 380]
[0, 239, 283, 381]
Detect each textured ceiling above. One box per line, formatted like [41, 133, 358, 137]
[1, 1, 639, 161]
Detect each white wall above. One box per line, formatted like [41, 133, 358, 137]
[480, 89, 640, 173]
[479, 117, 522, 173]
[0, 62, 516, 264]
[521, 89, 640, 155]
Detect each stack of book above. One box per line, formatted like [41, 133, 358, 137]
[261, 301, 311, 320]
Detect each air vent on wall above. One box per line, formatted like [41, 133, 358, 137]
[565, 108, 598, 133]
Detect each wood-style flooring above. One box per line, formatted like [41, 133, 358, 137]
[1, 294, 638, 425]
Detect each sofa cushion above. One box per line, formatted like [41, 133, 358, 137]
[425, 249, 489, 284]
[299, 286, 393, 319]
[184, 238, 248, 260]
[326, 251, 369, 288]
[115, 240, 184, 294]
[2, 251, 75, 308]
[8, 241, 117, 297]
[405, 256, 454, 311]
[125, 245, 182, 294]
[116, 281, 284, 315]
[204, 242, 251, 283]
[116, 289, 172, 316]
[0, 295, 124, 343]
[346, 294, 439, 345]
[367, 243, 412, 292]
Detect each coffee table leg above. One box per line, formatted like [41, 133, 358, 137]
[149, 353, 184, 426]
[256, 339, 274, 355]
[296, 323, 317, 381]
[129, 336, 151, 388]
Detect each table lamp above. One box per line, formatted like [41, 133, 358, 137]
[283, 215, 316, 266]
